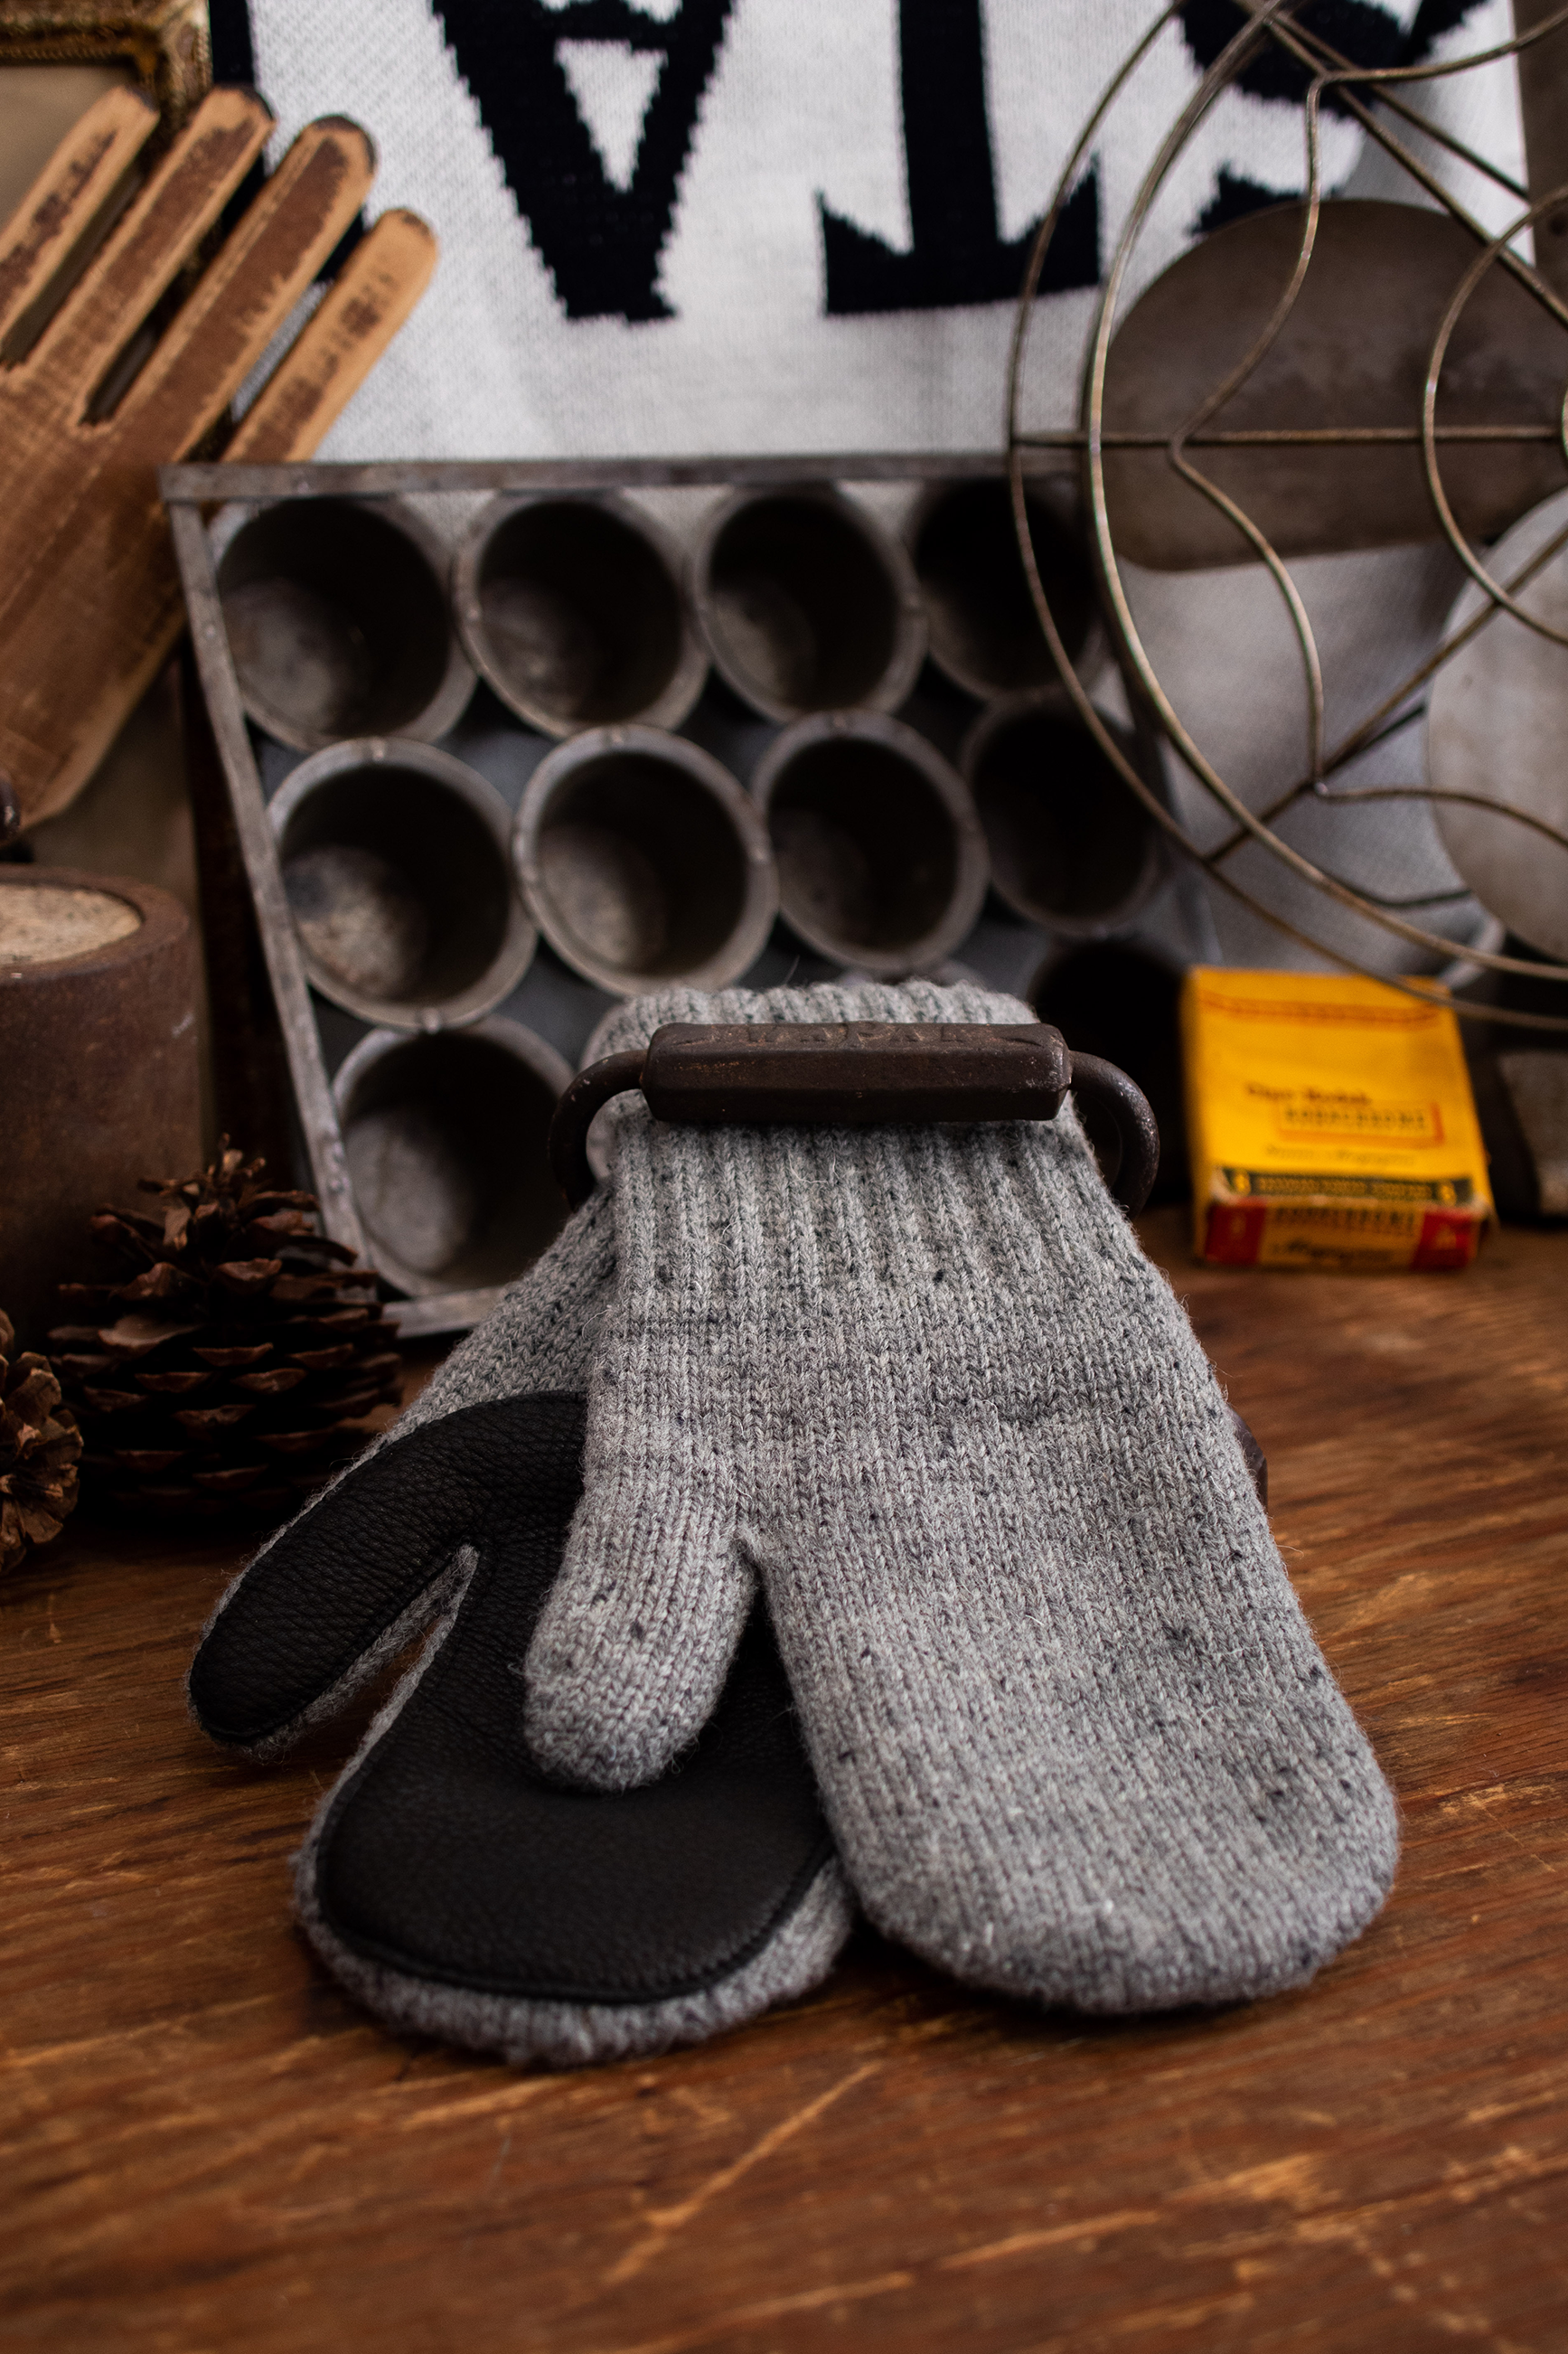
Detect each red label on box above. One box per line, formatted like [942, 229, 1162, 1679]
[1204, 1201, 1267, 1265]
[1412, 1207, 1482, 1271]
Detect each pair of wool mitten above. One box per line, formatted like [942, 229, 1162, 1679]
[189, 980, 1397, 2064]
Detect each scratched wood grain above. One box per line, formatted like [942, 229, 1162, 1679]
[4, 1213, 1566, 2353]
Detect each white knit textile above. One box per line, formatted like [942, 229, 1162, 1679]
[236, 0, 1519, 464]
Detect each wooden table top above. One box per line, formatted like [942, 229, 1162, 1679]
[5, 1208, 1567, 2353]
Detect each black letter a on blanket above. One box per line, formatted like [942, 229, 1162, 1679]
[437, 0, 733, 321]
[821, 0, 1098, 315]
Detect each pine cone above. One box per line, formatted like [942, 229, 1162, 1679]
[1, 1310, 81, 1574]
[50, 1141, 401, 1523]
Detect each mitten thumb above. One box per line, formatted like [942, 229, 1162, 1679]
[522, 1461, 754, 1787]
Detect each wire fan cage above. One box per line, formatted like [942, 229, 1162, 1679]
[1008, 0, 1568, 1031]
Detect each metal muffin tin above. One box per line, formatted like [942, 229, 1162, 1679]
[213, 494, 475, 750]
[333, 1018, 573, 1300]
[454, 491, 707, 737]
[167, 454, 1206, 1340]
[754, 710, 987, 975]
[692, 484, 925, 721]
[962, 689, 1170, 937]
[271, 739, 536, 1029]
[515, 724, 776, 997]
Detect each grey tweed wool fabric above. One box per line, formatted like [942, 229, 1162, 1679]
[525, 980, 1399, 2011]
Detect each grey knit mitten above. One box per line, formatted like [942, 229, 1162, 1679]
[525, 982, 1398, 2012]
[189, 1196, 852, 2067]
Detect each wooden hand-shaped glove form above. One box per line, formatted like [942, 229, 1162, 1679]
[0, 85, 435, 831]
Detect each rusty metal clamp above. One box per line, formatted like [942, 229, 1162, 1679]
[548, 1021, 1160, 1215]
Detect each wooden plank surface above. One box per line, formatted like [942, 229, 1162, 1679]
[5, 1209, 1567, 2352]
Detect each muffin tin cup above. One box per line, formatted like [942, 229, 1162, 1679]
[270, 739, 537, 1031]
[909, 477, 1103, 702]
[454, 490, 707, 739]
[962, 689, 1170, 937]
[1028, 937, 1187, 1202]
[333, 1018, 572, 1299]
[514, 724, 778, 998]
[692, 485, 926, 722]
[212, 494, 474, 751]
[752, 710, 990, 977]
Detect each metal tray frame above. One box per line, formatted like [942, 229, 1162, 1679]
[164, 450, 1074, 1340]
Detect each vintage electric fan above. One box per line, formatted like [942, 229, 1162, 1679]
[1008, 0, 1568, 1033]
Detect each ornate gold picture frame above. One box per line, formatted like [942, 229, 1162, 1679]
[0, 0, 209, 120]
[0, 0, 210, 224]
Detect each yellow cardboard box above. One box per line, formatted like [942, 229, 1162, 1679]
[1180, 967, 1491, 1270]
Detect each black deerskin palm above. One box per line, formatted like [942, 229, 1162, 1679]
[190, 1396, 834, 2004]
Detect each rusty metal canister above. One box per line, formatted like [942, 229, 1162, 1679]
[0, 868, 201, 1347]
[333, 1018, 572, 1300]
[692, 486, 926, 721]
[908, 478, 1100, 701]
[751, 710, 989, 975]
[454, 492, 707, 739]
[270, 739, 537, 1031]
[962, 690, 1169, 936]
[513, 725, 777, 997]
[213, 495, 475, 751]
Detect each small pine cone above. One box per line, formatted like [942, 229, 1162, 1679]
[51, 1141, 401, 1525]
[1, 1310, 82, 1575]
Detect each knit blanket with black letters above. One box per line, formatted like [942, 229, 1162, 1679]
[213, 0, 1516, 462]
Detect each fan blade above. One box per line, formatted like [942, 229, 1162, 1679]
[1100, 200, 1568, 571]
